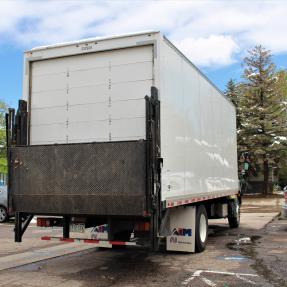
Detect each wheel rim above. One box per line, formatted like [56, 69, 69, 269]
[236, 202, 240, 221]
[0, 207, 7, 222]
[199, 213, 207, 243]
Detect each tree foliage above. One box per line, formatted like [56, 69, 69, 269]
[0, 101, 8, 174]
[226, 46, 287, 194]
[224, 79, 242, 129]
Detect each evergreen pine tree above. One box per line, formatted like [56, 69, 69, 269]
[224, 79, 242, 129]
[275, 70, 287, 186]
[240, 45, 287, 194]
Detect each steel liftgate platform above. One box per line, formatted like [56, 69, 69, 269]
[10, 141, 147, 216]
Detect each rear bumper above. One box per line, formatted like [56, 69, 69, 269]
[42, 236, 138, 248]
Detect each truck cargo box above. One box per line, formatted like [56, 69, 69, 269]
[9, 31, 238, 218]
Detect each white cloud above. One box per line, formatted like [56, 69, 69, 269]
[177, 35, 239, 67]
[0, 0, 287, 68]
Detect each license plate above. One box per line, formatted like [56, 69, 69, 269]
[70, 223, 85, 233]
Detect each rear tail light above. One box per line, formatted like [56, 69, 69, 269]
[37, 218, 50, 227]
[134, 222, 150, 232]
[36, 217, 62, 227]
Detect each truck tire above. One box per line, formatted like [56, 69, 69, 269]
[112, 230, 131, 249]
[195, 205, 208, 253]
[113, 230, 131, 241]
[0, 206, 8, 223]
[228, 199, 240, 228]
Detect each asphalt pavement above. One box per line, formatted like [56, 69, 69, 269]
[0, 195, 285, 287]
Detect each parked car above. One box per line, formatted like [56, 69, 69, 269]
[0, 186, 9, 223]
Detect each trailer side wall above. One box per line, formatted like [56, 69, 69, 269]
[159, 37, 238, 202]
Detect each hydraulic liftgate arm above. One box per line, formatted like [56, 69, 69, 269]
[5, 109, 14, 217]
[145, 86, 162, 251]
[6, 100, 34, 242]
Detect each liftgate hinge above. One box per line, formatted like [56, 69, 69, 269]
[157, 157, 163, 171]
[151, 194, 158, 210]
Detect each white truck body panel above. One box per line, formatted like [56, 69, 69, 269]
[159, 38, 238, 203]
[23, 31, 238, 204]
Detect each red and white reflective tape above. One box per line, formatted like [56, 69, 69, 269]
[41, 236, 137, 247]
[166, 191, 238, 208]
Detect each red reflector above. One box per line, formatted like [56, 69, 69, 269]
[134, 222, 150, 232]
[37, 218, 42, 227]
[60, 238, 74, 242]
[41, 236, 51, 240]
[111, 241, 125, 246]
[144, 222, 150, 231]
[83, 239, 100, 244]
[143, 211, 151, 217]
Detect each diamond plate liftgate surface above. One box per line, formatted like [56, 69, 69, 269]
[10, 141, 147, 216]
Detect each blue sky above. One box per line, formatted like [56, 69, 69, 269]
[1, 0, 287, 108]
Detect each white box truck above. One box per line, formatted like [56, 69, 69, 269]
[7, 31, 240, 252]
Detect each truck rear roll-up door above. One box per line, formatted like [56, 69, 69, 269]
[29, 45, 153, 145]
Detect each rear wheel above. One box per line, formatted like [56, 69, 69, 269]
[195, 205, 208, 253]
[228, 199, 240, 228]
[112, 230, 131, 249]
[113, 230, 131, 241]
[0, 206, 8, 223]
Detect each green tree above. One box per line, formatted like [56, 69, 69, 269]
[224, 79, 242, 129]
[275, 70, 287, 186]
[239, 45, 287, 194]
[0, 101, 8, 174]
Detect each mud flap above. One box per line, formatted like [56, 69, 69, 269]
[166, 206, 196, 252]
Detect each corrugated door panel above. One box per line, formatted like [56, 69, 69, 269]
[31, 73, 66, 93]
[69, 67, 109, 88]
[110, 118, 145, 140]
[31, 90, 67, 109]
[30, 45, 153, 145]
[31, 106, 67, 126]
[110, 80, 153, 101]
[63, 52, 109, 70]
[69, 85, 107, 105]
[32, 58, 67, 75]
[68, 121, 108, 143]
[111, 62, 152, 83]
[69, 103, 109, 123]
[31, 124, 67, 144]
[106, 45, 152, 65]
[110, 99, 145, 119]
